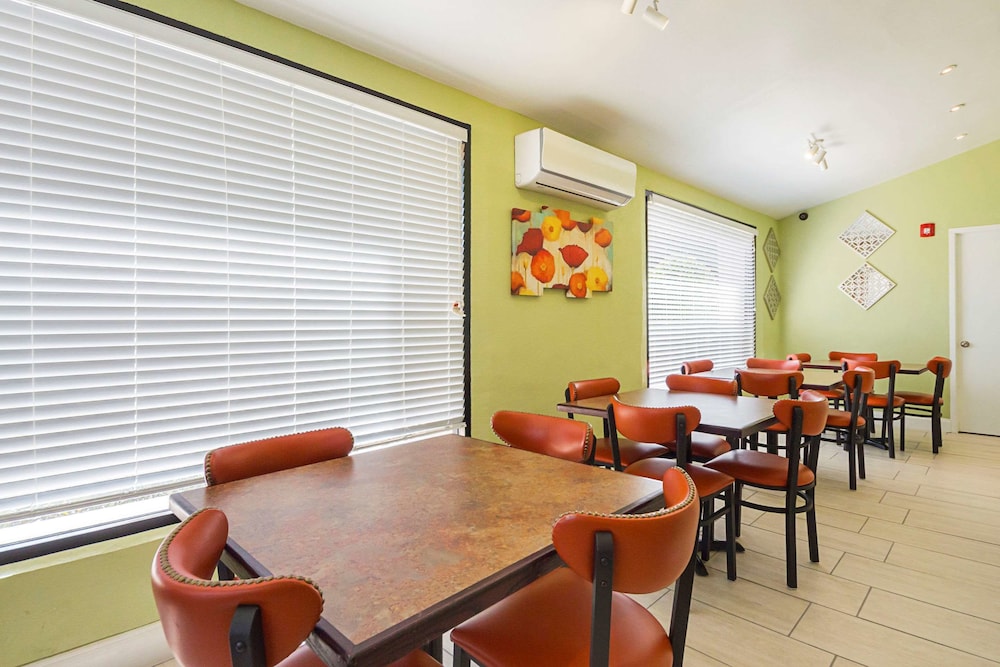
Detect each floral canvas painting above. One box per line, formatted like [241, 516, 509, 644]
[510, 206, 614, 298]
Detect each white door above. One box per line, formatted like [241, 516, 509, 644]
[951, 225, 1000, 436]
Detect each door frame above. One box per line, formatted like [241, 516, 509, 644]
[948, 224, 1000, 433]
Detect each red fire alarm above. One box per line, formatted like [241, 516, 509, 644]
[920, 222, 936, 238]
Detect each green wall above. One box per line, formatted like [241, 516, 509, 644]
[1, 0, 778, 663]
[778, 139, 1000, 399]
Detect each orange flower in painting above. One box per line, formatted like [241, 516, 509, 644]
[594, 227, 613, 247]
[569, 272, 589, 298]
[586, 266, 609, 292]
[511, 208, 531, 222]
[531, 249, 556, 283]
[511, 271, 525, 294]
[541, 216, 562, 242]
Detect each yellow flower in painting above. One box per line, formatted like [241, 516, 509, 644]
[586, 266, 609, 292]
[541, 216, 562, 242]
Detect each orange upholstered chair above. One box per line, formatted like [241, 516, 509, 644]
[747, 357, 802, 370]
[680, 359, 714, 374]
[615, 396, 737, 581]
[565, 377, 669, 471]
[665, 373, 736, 461]
[786, 353, 812, 363]
[491, 411, 592, 463]
[450, 467, 700, 667]
[152, 508, 439, 667]
[845, 359, 904, 458]
[204, 427, 354, 486]
[824, 367, 875, 490]
[706, 391, 828, 588]
[829, 351, 878, 362]
[736, 368, 804, 451]
[897, 356, 952, 454]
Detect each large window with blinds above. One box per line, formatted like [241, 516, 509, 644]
[0, 0, 468, 551]
[646, 193, 756, 387]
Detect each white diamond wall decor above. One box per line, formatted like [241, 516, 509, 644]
[839, 263, 895, 310]
[764, 275, 781, 319]
[763, 227, 781, 271]
[839, 211, 895, 258]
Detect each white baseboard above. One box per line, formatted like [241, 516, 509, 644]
[26, 623, 172, 667]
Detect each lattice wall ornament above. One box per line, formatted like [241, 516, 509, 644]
[763, 275, 781, 319]
[839, 211, 895, 258]
[839, 263, 895, 310]
[763, 227, 781, 271]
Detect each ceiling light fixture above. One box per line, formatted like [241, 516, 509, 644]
[804, 135, 828, 171]
[939, 64, 958, 75]
[642, 0, 669, 30]
[621, 0, 638, 15]
[956, 133, 968, 140]
[949, 103, 966, 112]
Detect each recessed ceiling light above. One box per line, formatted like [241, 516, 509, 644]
[955, 133, 968, 140]
[949, 103, 966, 112]
[940, 64, 958, 75]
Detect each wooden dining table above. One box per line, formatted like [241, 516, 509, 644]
[706, 366, 846, 391]
[169, 434, 664, 667]
[557, 386, 778, 445]
[802, 360, 929, 374]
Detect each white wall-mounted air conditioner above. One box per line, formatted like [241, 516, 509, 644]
[514, 128, 637, 210]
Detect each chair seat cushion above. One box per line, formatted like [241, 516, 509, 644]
[592, 437, 670, 467]
[281, 643, 438, 667]
[705, 449, 815, 489]
[451, 567, 673, 666]
[867, 394, 905, 408]
[894, 391, 940, 406]
[825, 409, 866, 429]
[624, 458, 734, 497]
[666, 432, 731, 461]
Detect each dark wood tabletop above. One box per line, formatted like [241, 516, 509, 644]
[802, 360, 929, 374]
[557, 386, 778, 441]
[169, 434, 663, 667]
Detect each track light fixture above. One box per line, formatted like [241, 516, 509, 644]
[643, 0, 669, 29]
[622, 0, 668, 29]
[804, 135, 828, 171]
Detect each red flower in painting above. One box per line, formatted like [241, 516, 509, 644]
[516, 228, 544, 255]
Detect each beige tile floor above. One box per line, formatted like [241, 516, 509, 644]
[156, 426, 1000, 667]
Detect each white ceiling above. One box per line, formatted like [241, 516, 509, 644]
[235, 0, 1000, 219]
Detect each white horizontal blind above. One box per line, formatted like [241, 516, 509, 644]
[646, 193, 756, 388]
[0, 0, 467, 536]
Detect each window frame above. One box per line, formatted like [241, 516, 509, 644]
[0, 0, 471, 564]
[645, 191, 757, 388]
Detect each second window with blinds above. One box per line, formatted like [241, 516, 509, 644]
[646, 193, 757, 387]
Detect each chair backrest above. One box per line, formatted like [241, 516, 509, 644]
[205, 427, 354, 485]
[772, 390, 829, 478]
[928, 356, 953, 380]
[736, 368, 803, 399]
[553, 467, 699, 666]
[786, 353, 812, 363]
[610, 397, 700, 466]
[747, 357, 801, 370]
[666, 373, 739, 396]
[491, 411, 593, 463]
[151, 508, 323, 667]
[829, 351, 878, 362]
[566, 377, 620, 401]
[842, 367, 876, 415]
[679, 359, 714, 375]
[844, 358, 900, 381]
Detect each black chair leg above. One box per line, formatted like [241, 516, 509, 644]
[724, 488, 737, 581]
[453, 646, 473, 667]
